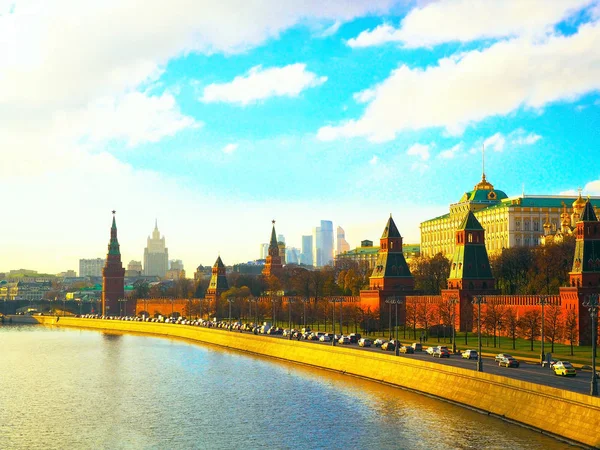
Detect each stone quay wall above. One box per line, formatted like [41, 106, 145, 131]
[34, 316, 600, 448]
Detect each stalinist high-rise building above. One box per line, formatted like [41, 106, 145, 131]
[144, 220, 168, 277]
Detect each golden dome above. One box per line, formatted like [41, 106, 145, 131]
[473, 173, 494, 191]
[573, 190, 586, 210]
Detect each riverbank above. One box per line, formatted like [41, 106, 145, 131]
[32, 316, 600, 448]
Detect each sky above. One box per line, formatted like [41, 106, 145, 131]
[2, 0, 600, 274]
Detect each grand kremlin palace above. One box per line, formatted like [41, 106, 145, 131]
[420, 173, 600, 257]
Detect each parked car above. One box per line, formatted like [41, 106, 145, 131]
[400, 345, 414, 354]
[374, 338, 384, 347]
[381, 341, 395, 351]
[462, 349, 478, 359]
[339, 336, 350, 345]
[319, 335, 331, 342]
[426, 346, 439, 355]
[433, 348, 450, 358]
[553, 361, 577, 377]
[358, 338, 372, 347]
[348, 333, 362, 344]
[498, 356, 520, 368]
[495, 353, 513, 363]
[411, 343, 423, 352]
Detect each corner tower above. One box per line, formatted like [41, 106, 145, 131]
[102, 211, 125, 316]
[368, 214, 414, 291]
[262, 220, 283, 278]
[569, 200, 600, 288]
[205, 255, 229, 318]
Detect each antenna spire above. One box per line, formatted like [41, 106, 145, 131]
[482, 143, 485, 179]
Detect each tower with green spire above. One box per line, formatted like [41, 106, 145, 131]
[102, 210, 125, 316]
[262, 220, 283, 278]
[205, 255, 229, 318]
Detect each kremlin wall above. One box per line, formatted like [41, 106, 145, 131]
[102, 176, 600, 348]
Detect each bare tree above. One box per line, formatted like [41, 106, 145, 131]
[505, 308, 519, 350]
[544, 304, 564, 353]
[565, 309, 578, 356]
[405, 299, 419, 340]
[417, 300, 435, 341]
[518, 310, 541, 351]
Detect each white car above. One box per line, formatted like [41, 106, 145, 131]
[426, 346, 439, 355]
[462, 349, 478, 359]
[319, 335, 331, 342]
[338, 336, 350, 344]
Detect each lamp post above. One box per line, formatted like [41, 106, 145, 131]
[448, 296, 459, 354]
[301, 297, 309, 330]
[227, 297, 235, 330]
[538, 296, 548, 365]
[472, 296, 486, 372]
[63, 298, 66, 316]
[583, 294, 599, 396]
[287, 296, 296, 339]
[330, 297, 342, 346]
[385, 296, 404, 357]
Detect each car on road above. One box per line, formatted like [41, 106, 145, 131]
[348, 333, 362, 344]
[358, 338, 372, 347]
[381, 341, 395, 351]
[374, 338, 384, 347]
[498, 356, 520, 368]
[399, 345, 414, 354]
[411, 343, 423, 352]
[462, 349, 478, 359]
[319, 334, 331, 342]
[433, 348, 450, 358]
[553, 361, 576, 377]
[426, 346, 439, 355]
[495, 353, 513, 363]
[338, 336, 351, 345]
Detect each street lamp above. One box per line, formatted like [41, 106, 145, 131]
[301, 297, 309, 331]
[448, 296, 459, 354]
[287, 296, 296, 339]
[330, 297, 343, 346]
[538, 296, 549, 365]
[227, 297, 235, 330]
[385, 295, 404, 357]
[583, 294, 599, 396]
[472, 296, 486, 372]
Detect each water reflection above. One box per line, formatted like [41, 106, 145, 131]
[0, 325, 575, 450]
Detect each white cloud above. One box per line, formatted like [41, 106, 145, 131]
[407, 143, 431, 161]
[369, 155, 379, 165]
[319, 22, 600, 142]
[223, 143, 238, 154]
[348, 0, 593, 48]
[410, 161, 429, 173]
[317, 20, 342, 38]
[438, 143, 462, 159]
[484, 132, 506, 152]
[510, 129, 542, 146]
[201, 64, 327, 105]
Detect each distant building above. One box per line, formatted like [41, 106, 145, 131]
[125, 260, 143, 277]
[144, 220, 168, 277]
[300, 235, 313, 265]
[79, 258, 105, 277]
[286, 247, 300, 264]
[169, 259, 184, 271]
[102, 212, 125, 316]
[57, 270, 77, 278]
[262, 221, 283, 278]
[336, 226, 350, 255]
[277, 234, 285, 244]
[336, 239, 420, 270]
[259, 243, 269, 260]
[313, 220, 334, 267]
[165, 269, 185, 281]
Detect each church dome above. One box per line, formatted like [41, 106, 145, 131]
[573, 191, 586, 210]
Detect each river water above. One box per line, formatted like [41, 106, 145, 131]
[0, 325, 575, 450]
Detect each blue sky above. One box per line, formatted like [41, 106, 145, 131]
[1, 0, 600, 274]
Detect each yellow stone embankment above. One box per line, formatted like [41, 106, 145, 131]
[35, 316, 599, 448]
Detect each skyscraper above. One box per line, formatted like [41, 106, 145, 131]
[144, 220, 168, 277]
[301, 235, 313, 266]
[313, 220, 334, 267]
[259, 243, 269, 260]
[336, 226, 350, 255]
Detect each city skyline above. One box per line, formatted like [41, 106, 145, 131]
[2, 1, 600, 273]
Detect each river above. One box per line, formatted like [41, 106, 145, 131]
[0, 325, 576, 449]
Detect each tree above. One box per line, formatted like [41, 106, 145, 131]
[417, 300, 435, 341]
[544, 304, 564, 353]
[518, 310, 541, 351]
[490, 247, 534, 295]
[410, 253, 450, 294]
[405, 299, 419, 340]
[483, 300, 506, 348]
[505, 308, 519, 350]
[565, 309, 578, 356]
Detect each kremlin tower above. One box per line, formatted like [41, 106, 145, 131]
[102, 211, 125, 316]
[262, 220, 283, 278]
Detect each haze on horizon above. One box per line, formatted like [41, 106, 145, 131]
[2, 0, 600, 274]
